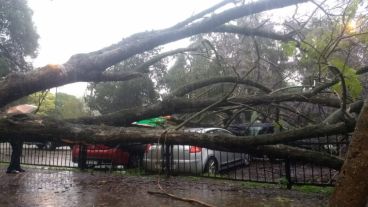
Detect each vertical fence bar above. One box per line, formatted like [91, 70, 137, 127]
[165, 143, 171, 176]
[285, 158, 292, 189]
[170, 145, 174, 175]
[78, 144, 87, 170]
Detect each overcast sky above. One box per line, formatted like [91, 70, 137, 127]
[27, 0, 222, 97]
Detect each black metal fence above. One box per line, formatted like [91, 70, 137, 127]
[0, 134, 350, 187]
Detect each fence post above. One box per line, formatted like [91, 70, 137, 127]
[285, 158, 292, 189]
[78, 144, 87, 170]
[164, 143, 172, 176]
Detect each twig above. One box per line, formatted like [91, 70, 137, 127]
[151, 124, 218, 207]
[271, 103, 316, 124]
[147, 191, 217, 207]
[174, 87, 233, 131]
[34, 90, 50, 114]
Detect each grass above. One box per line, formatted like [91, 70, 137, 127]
[240, 180, 334, 195]
[293, 185, 334, 194]
[240, 181, 278, 189]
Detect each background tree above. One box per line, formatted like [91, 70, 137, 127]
[55, 93, 89, 119]
[27, 91, 55, 115]
[10, 91, 88, 119]
[0, 0, 39, 77]
[85, 49, 166, 114]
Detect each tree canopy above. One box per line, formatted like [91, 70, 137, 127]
[0, 0, 39, 76]
[85, 48, 165, 114]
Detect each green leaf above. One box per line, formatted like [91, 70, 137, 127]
[345, 0, 360, 21]
[330, 59, 362, 100]
[281, 41, 296, 56]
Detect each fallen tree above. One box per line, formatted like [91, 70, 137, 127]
[330, 100, 368, 206]
[0, 1, 368, 205]
[0, 113, 350, 169]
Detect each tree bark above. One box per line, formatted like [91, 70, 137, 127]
[0, 0, 307, 108]
[330, 101, 368, 207]
[70, 94, 341, 126]
[0, 113, 349, 169]
[171, 76, 272, 96]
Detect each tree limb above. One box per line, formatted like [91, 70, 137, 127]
[0, 0, 308, 108]
[171, 76, 272, 97]
[135, 46, 200, 73]
[212, 25, 295, 42]
[70, 91, 340, 126]
[0, 114, 347, 170]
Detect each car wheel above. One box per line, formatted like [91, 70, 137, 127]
[204, 157, 218, 175]
[44, 141, 56, 150]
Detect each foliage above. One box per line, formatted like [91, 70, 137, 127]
[286, 1, 367, 81]
[164, 50, 233, 99]
[10, 91, 88, 118]
[164, 19, 293, 124]
[27, 91, 55, 115]
[0, 0, 39, 77]
[55, 93, 89, 119]
[281, 41, 297, 57]
[240, 180, 333, 194]
[330, 59, 362, 100]
[293, 185, 334, 194]
[86, 78, 157, 114]
[85, 49, 166, 114]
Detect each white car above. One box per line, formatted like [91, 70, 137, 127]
[143, 128, 249, 174]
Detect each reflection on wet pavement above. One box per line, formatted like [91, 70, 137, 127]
[0, 167, 328, 207]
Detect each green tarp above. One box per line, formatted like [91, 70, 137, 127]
[132, 117, 167, 127]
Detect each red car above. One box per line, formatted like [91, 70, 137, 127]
[72, 144, 147, 168]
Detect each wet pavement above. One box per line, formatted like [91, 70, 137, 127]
[0, 166, 329, 207]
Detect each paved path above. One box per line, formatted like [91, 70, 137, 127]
[0, 167, 328, 207]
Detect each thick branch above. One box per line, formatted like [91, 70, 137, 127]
[81, 71, 145, 82]
[3, 115, 353, 147]
[0, 0, 307, 107]
[0, 114, 346, 170]
[171, 0, 236, 29]
[71, 92, 340, 126]
[212, 25, 294, 41]
[230, 93, 340, 108]
[135, 47, 199, 73]
[254, 144, 343, 170]
[355, 65, 368, 75]
[172, 76, 272, 97]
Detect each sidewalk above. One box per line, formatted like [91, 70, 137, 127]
[0, 166, 329, 207]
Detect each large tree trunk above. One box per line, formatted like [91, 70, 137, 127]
[0, 114, 349, 169]
[329, 101, 368, 207]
